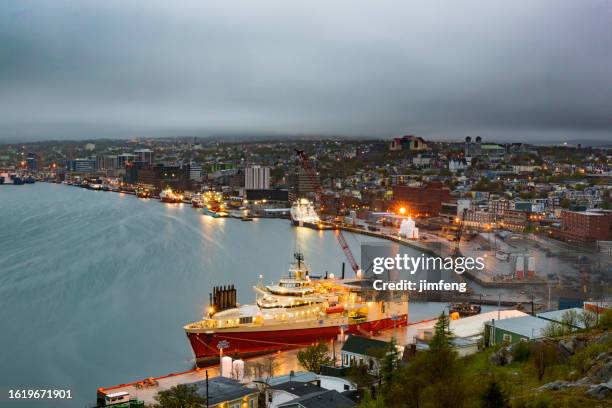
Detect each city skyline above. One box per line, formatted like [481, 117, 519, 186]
[1, 0, 612, 142]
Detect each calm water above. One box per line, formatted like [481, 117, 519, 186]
[0, 183, 462, 407]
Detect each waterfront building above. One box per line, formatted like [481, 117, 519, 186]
[245, 165, 270, 190]
[245, 189, 290, 202]
[556, 210, 612, 243]
[341, 335, 392, 373]
[66, 158, 96, 173]
[137, 164, 190, 193]
[26, 152, 38, 171]
[392, 181, 452, 217]
[188, 161, 203, 182]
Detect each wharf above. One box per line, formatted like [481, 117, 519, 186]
[324, 222, 548, 288]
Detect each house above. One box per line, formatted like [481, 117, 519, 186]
[484, 316, 550, 346]
[340, 335, 391, 372]
[193, 376, 258, 408]
[408, 310, 528, 356]
[277, 389, 357, 408]
[260, 371, 355, 408]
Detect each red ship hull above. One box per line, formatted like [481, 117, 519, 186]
[186, 314, 407, 363]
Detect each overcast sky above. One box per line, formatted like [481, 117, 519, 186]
[1, 1, 611, 142]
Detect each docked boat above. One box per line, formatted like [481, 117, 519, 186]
[290, 198, 320, 227]
[136, 189, 151, 199]
[202, 191, 228, 217]
[159, 188, 183, 203]
[191, 194, 203, 208]
[184, 253, 408, 364]
[449, 302, 481, 317]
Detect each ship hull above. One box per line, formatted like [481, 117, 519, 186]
[185, 314, 407, 364]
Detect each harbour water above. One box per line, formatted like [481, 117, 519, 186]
[0, 183, 482, 407]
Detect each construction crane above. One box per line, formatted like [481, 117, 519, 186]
[452, 208, 469, 256]
[295, 149, 361, 275]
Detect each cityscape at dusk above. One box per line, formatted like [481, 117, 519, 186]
[1, 2, 611, 408]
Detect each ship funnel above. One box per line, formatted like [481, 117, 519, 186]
[211, 285, 238, 313]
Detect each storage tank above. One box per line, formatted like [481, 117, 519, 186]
[527, 256, 535, 279]
[400, 218, 419, 239]
[232, 359, 245, 381]
[221, 356, 233, 378]
[515, 256, 524, 280]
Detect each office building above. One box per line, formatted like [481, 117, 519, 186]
[245, 165, 270, 190]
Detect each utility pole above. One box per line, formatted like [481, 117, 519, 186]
[206, 370, 209, 408]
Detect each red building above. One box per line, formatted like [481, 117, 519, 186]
[392, 182, 452, 217]
[558, 210, 612, 243]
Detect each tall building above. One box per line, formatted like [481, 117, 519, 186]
[134, 149, 154, 165]
[66, 158, 96, 173]
[294, 167, 318, 198]
[188, 162, 203, 182]
[245, 165, 270, 190]
[117, 153, 135, 168]
[26, 152, 38, 171]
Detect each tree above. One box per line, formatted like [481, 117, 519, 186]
[149, 384, 207, 408]
[380, 337, 400, 385]
[297, 341, 333, 373]
[480, 380, 509, 408]
[348, 362, 375, 390]
[578, 310, 597, 329]
[429, 312, 453, 352]
[359, 390, 386, 408]
[530, 342, 559, 381]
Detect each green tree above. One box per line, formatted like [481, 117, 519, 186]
[380, 337, 400, 385]
[429, 312, 453, 352]
[359, 390, 386, 408]
[149, 384, 207, 408]
[348, 362, 375, 389]
[479, 380, 509, 408]
[297, 341, 333, 373]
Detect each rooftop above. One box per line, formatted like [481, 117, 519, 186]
[537, 308, 586, 329]
[341, 335, 388, 356]
[278, 389, 357, 408]
[486, 315, 550, 339]
[192, 377, 255, 405]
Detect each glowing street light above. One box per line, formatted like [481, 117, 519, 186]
[399, 207, 406, 215]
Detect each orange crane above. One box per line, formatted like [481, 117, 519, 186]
[295, 150, 360, 274]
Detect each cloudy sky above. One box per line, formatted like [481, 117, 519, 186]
[1, 0, 611, 142]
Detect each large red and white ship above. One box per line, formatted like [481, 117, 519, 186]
[184, 253, 408, 364]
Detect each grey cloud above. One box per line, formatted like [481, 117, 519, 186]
[1, 0, 611, 142]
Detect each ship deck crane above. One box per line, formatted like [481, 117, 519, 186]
[295, 149, 361, 275]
